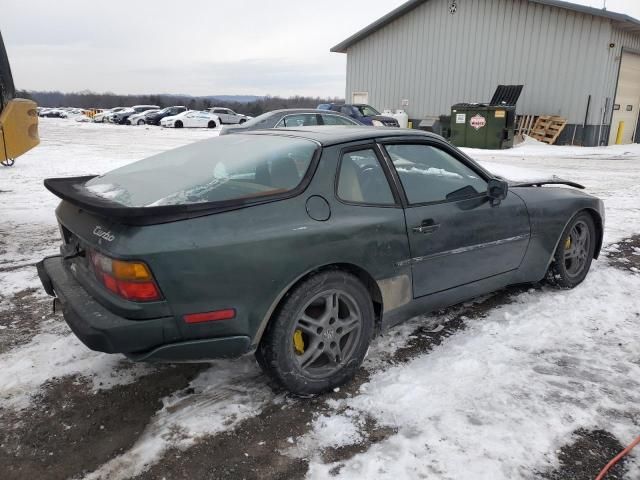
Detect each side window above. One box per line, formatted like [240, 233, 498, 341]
[279, 114, 319, 127]
[386, 144, 487, 204]
[322, 114, 357, 126]
[337, 149, 395, 205]
[340, 106, 353, 116]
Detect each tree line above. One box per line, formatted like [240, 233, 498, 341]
[17, 90, 344, 117]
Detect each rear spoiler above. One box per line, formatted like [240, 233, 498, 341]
[44, 175, 289, 226]
[508, 178, 585, 190]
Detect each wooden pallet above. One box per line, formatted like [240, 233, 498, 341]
[516, 114, 537, 136]
[529, 115, 567, 144]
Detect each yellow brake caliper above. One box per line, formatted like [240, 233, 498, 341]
[293, 329, 305, 355]
[565, 236, 572, 250]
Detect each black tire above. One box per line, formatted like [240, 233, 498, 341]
[548, 212, 596, 288]
[239, 118, 247, 124]
[207, 120, 217, 129]
[257, 270, 374, 395]
[175, 120, 183, 128]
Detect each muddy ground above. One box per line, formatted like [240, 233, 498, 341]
[2, 237, 639, 480]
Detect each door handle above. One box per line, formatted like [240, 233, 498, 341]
[412, 220, 440, 234]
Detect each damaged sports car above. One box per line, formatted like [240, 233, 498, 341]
[37, 127, 604, 395]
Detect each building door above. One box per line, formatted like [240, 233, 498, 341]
[609, 51, 640, 145]
[351, 92, 369, 104]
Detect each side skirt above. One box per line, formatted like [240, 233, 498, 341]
[381, 270, 516, 331]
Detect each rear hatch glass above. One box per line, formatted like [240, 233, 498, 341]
[84, 135, 318, 207]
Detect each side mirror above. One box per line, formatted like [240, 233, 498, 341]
[487, 178, 508, 204]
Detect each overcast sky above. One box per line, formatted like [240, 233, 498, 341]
[3, 0, 640, 98]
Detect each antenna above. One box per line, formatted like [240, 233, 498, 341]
[603, 0, 607, 10]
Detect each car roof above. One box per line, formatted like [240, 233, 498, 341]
[238, 126, 437, 146]
[268, 108, 348, 115]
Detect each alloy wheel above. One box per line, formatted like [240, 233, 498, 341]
[564, 220, 590, 277]
[292, 290, 362, 379]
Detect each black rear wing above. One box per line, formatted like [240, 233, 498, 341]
[44, 176, 284, 226]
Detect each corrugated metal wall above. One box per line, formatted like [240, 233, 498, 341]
[344, 0, 636, 125]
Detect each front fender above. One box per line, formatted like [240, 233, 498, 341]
[510, 186, 604, 283]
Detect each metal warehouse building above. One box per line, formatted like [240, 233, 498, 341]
[332, 0, 640, 146]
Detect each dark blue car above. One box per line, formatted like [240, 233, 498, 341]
[318, 103, 399, 127]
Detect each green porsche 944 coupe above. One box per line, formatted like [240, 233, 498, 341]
[38, 127, 604, 394]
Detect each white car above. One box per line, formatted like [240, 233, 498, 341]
[94, 107, 126, 123]
[160, 110, 220, 129]
[127, 109, 159, 125]
[207, 107, 249, 125]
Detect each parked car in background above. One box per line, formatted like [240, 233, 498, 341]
[38, 108, 66, 118]
[144, 106, 187, 126]
[219, 108, 361, 135]
[93, 107, 126, 123]
[160, 110, 220, 128]
[318, 103, 399, 127]
[206, 107, 250, 125]
[38, 127, 604, 395]
[127, 109, 160, 125]
[110, 105, 160, 125]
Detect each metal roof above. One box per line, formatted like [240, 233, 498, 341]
[330, 0, 640, 53]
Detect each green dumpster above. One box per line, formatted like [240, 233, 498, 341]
[449, 84, 523, 149]
[450, 104, 516, 149]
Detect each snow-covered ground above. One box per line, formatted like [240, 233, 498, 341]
[1, 120, 639, 479]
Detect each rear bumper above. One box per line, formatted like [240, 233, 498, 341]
[36, 256, 250, 360]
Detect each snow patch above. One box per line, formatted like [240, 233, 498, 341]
[288, 412, 365, 459]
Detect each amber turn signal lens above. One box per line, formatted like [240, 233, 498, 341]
[112, 260, 153, 281]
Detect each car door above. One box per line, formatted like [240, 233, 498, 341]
[225, 109, 240, 124]
[380, 140, 530, 298]
[183, 113, 197, 127]
[212, 108, 229, 124]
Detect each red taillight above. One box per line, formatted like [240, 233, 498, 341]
[184, 309, 236, 324]
[117, 280, 160, 301]
[89, 250, 162, 302]
[102, 273, 119, 294]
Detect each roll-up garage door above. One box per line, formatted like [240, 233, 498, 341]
[609, 51, 640, 145]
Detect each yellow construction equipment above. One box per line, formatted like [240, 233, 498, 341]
[1, 30, 39, 166]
